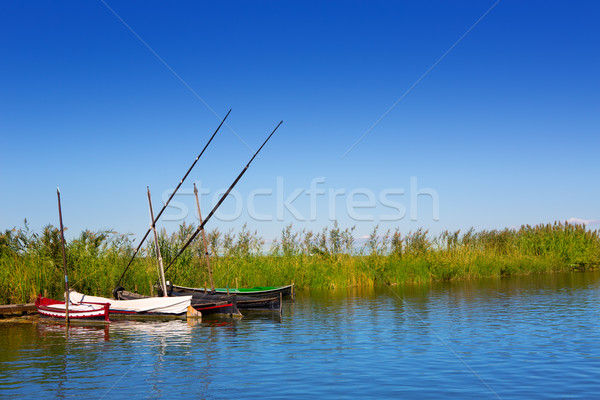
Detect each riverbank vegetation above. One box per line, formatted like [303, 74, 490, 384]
[1, 220, 599, 304]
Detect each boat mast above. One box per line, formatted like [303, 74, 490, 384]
[147, 187, 168, 297]
[193, 182, 215, 291]
[57, 188, 69, 324]
[116, 109, 231, 287]
[164, 120, 283, 274]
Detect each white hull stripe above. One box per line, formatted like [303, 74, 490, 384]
[37, 306, 107, 319]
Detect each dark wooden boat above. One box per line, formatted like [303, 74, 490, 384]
[166, 284, 282, 312]
[114, 287, 241, 317]
[171, 283, 294, 299]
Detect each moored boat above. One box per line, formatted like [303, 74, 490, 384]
[172, 283, 294, 299]
[35, 295, 110, 322]
[167, 284, 282, 312]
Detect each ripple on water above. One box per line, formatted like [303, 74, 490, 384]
[1, 271, 599, 399]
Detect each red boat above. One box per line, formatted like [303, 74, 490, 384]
[35, 295, 110, 322]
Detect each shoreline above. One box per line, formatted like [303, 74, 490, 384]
[1, 266, 597, 312]
[2, 222, 599, 304]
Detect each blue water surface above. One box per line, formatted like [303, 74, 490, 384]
[1, 271, 599, 399]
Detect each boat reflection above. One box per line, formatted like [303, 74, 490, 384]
[37, 321, 110, 342]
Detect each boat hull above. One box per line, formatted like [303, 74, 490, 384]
[169, 286, 282, 312]
[172, 284, 294, 299]
[35, 295, 110, 321]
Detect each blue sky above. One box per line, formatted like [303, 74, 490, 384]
[1, 1, 598, 243]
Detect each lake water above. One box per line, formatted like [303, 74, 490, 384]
[1, 271, 599, 399]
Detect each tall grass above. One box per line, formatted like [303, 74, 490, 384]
[1, 220, 598, 304]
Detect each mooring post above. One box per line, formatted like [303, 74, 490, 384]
[279, 292, 283, 313]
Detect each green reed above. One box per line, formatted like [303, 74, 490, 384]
[1, 220, 598, 304]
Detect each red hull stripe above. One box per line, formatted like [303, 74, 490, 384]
[194, 303, 233, 311]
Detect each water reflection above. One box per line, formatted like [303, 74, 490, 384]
[37, 322, 110, 342]
[0, 271, 599, 399]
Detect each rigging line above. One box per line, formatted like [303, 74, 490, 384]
[355, 255, 502, 399]
[341, 0, 502, 159]
[99, 0, 253, 153]
[113, 110, 231, 287]
[164, 120, 283, 274]
[98, 358, 145, 400]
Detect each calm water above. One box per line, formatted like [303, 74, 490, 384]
[1, 271, 599, 399]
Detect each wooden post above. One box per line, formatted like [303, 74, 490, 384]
[186, 305, 202, 319]
[147, 187, 168, 297]
[57, 188, 69, 324]
[194, 183, 215, 291]
[279, 292, 283, 313]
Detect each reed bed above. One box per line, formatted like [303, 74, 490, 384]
[1, 221, 598, 304]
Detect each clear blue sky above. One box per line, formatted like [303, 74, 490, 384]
[1, 1, 598, 243]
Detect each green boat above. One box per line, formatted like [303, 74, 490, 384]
[171, 283, 294, 299]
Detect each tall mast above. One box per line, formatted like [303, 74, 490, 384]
[194, 182, 214, 291]
[117, 109, 231, 287]
[57, 188, 69, 324]
[147, 187, 168, 297]
[164, 120, 283, 274]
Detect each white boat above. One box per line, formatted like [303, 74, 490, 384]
[68, 290, 192, 317]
